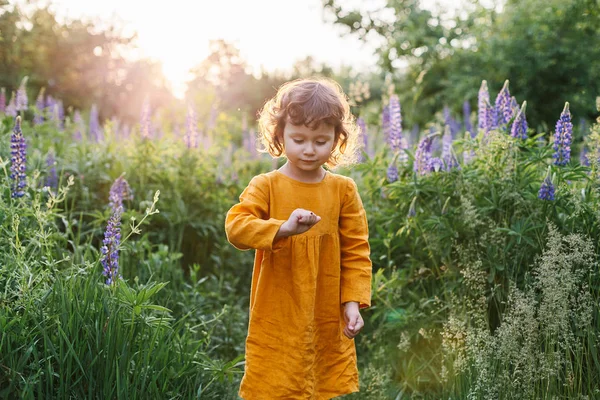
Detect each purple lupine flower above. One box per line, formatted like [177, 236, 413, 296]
[478, 80, 489, 131]
[441, 125, 459, 170]
[184, 104, 198, 148]
[442, 125, 452, 164]
[428, 157, 444, 172]
[494, 80, 512, 126]
[45, 95, 55, 113]
[483, 98, 494, 135]
[538, 176, 555, 201]
[6, 92, 17, 117]
[444, 106, 460, 137]
[510, 101, 528, 140]
[0, 88, 6, 114]
[33, 89, 45, 125]
[101, 176, 133, 285]
[463, 100, 473, 135]
[140, 97, 151, 139]
[552, 102, 573, 166]
[386, 162, 398, 183]
[414, 135, 434, 175]
[580, 146, 589, 166]
[15, 77, 28, 112]
[10, 116, 27, 198]
[45, 151, 58, 190]
[510, 96, 518, 114]
[89, 104, 101, 142]
[357, 117, 367, 158]
[382, 103, 391, 145]
[388, 95, 402, 151]
[101, 207, 122, 285]
[56, 100, 64, 130]
[399, 137, 409, 165]
[108, 176, 133, 211]
[73, 110, 84, 140]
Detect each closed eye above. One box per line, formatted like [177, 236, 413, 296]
[316, 141, 327, 145]
[293, 139, 304, 144]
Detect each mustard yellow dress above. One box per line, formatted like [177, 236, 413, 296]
[225, 170, 372, 400]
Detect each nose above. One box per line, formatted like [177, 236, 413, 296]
[303, 143, 316, 155]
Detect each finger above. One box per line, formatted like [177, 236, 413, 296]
[354, 318, 364, 332]
[348, 315, 359, 331]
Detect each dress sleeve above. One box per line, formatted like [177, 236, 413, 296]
[339, 178, 372, 309]
[225, 175, 288, 252]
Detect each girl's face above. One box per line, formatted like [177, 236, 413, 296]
[282, 121, 336, 174]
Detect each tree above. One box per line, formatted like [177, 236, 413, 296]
[323, 0, 600, 128]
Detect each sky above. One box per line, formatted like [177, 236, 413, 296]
[13, 0, 469, 98]
[44, 0, 385, 98]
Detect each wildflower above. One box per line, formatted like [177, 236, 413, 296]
[45, 95, 55, 113]
[414, 135, 434, 175]
[184, 104, 198, 148]
[45, 151, 58, 190]
[382, 103, 391, 144]
[463, 100, 473, 135]
[478, 80, 489, 132]
[101, 208, 122, 285]
[442, 126, 460, 171]
[484, 98, 494, 134]
[579, 146, 589, 166]
[55, 100, 64, 130]
[510, 101, 528, 140]
[442, 125, 452, 165]
[6, 92, 17, 117]
[0, 87, 6, 114]
[495, 80, 512, 126]
[444, 106, 459, 137]
[89, 104, 101, 142]
[510, 96, 518, 114]
[34, 89, 45, 125]
[552, 102, 573, 166]
[386, 162, 398, 183]
[101, 176, 133, 285]
[108, 175, 133, 211]
[15, 77, 28, 112]
[10, 116, 27, 198]
[538, 176, 555, 201]
[73, 110, 84, 140]
[428, 157, 444, 172]
[140, 97, 151, 139]
[357, 117, 367, 156]
[388, 95, 402, 151]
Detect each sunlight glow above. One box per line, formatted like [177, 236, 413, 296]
[47, 0, 379, 98]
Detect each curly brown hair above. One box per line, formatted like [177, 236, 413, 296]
[257, 77, 361, 168]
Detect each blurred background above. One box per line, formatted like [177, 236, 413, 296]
[2, 0, 598, 132]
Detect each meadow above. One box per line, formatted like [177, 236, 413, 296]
[1, 78, 600, 399]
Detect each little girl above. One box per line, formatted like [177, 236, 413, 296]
[225, 78, 372, 399]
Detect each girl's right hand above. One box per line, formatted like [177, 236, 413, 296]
[277, 208, 321, 238]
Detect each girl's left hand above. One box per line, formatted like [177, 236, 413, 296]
[342, 302, 364, 339]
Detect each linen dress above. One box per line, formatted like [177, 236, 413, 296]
[225, 169, 372, 400]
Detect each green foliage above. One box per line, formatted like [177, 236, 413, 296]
[324, 0, 600, 128]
